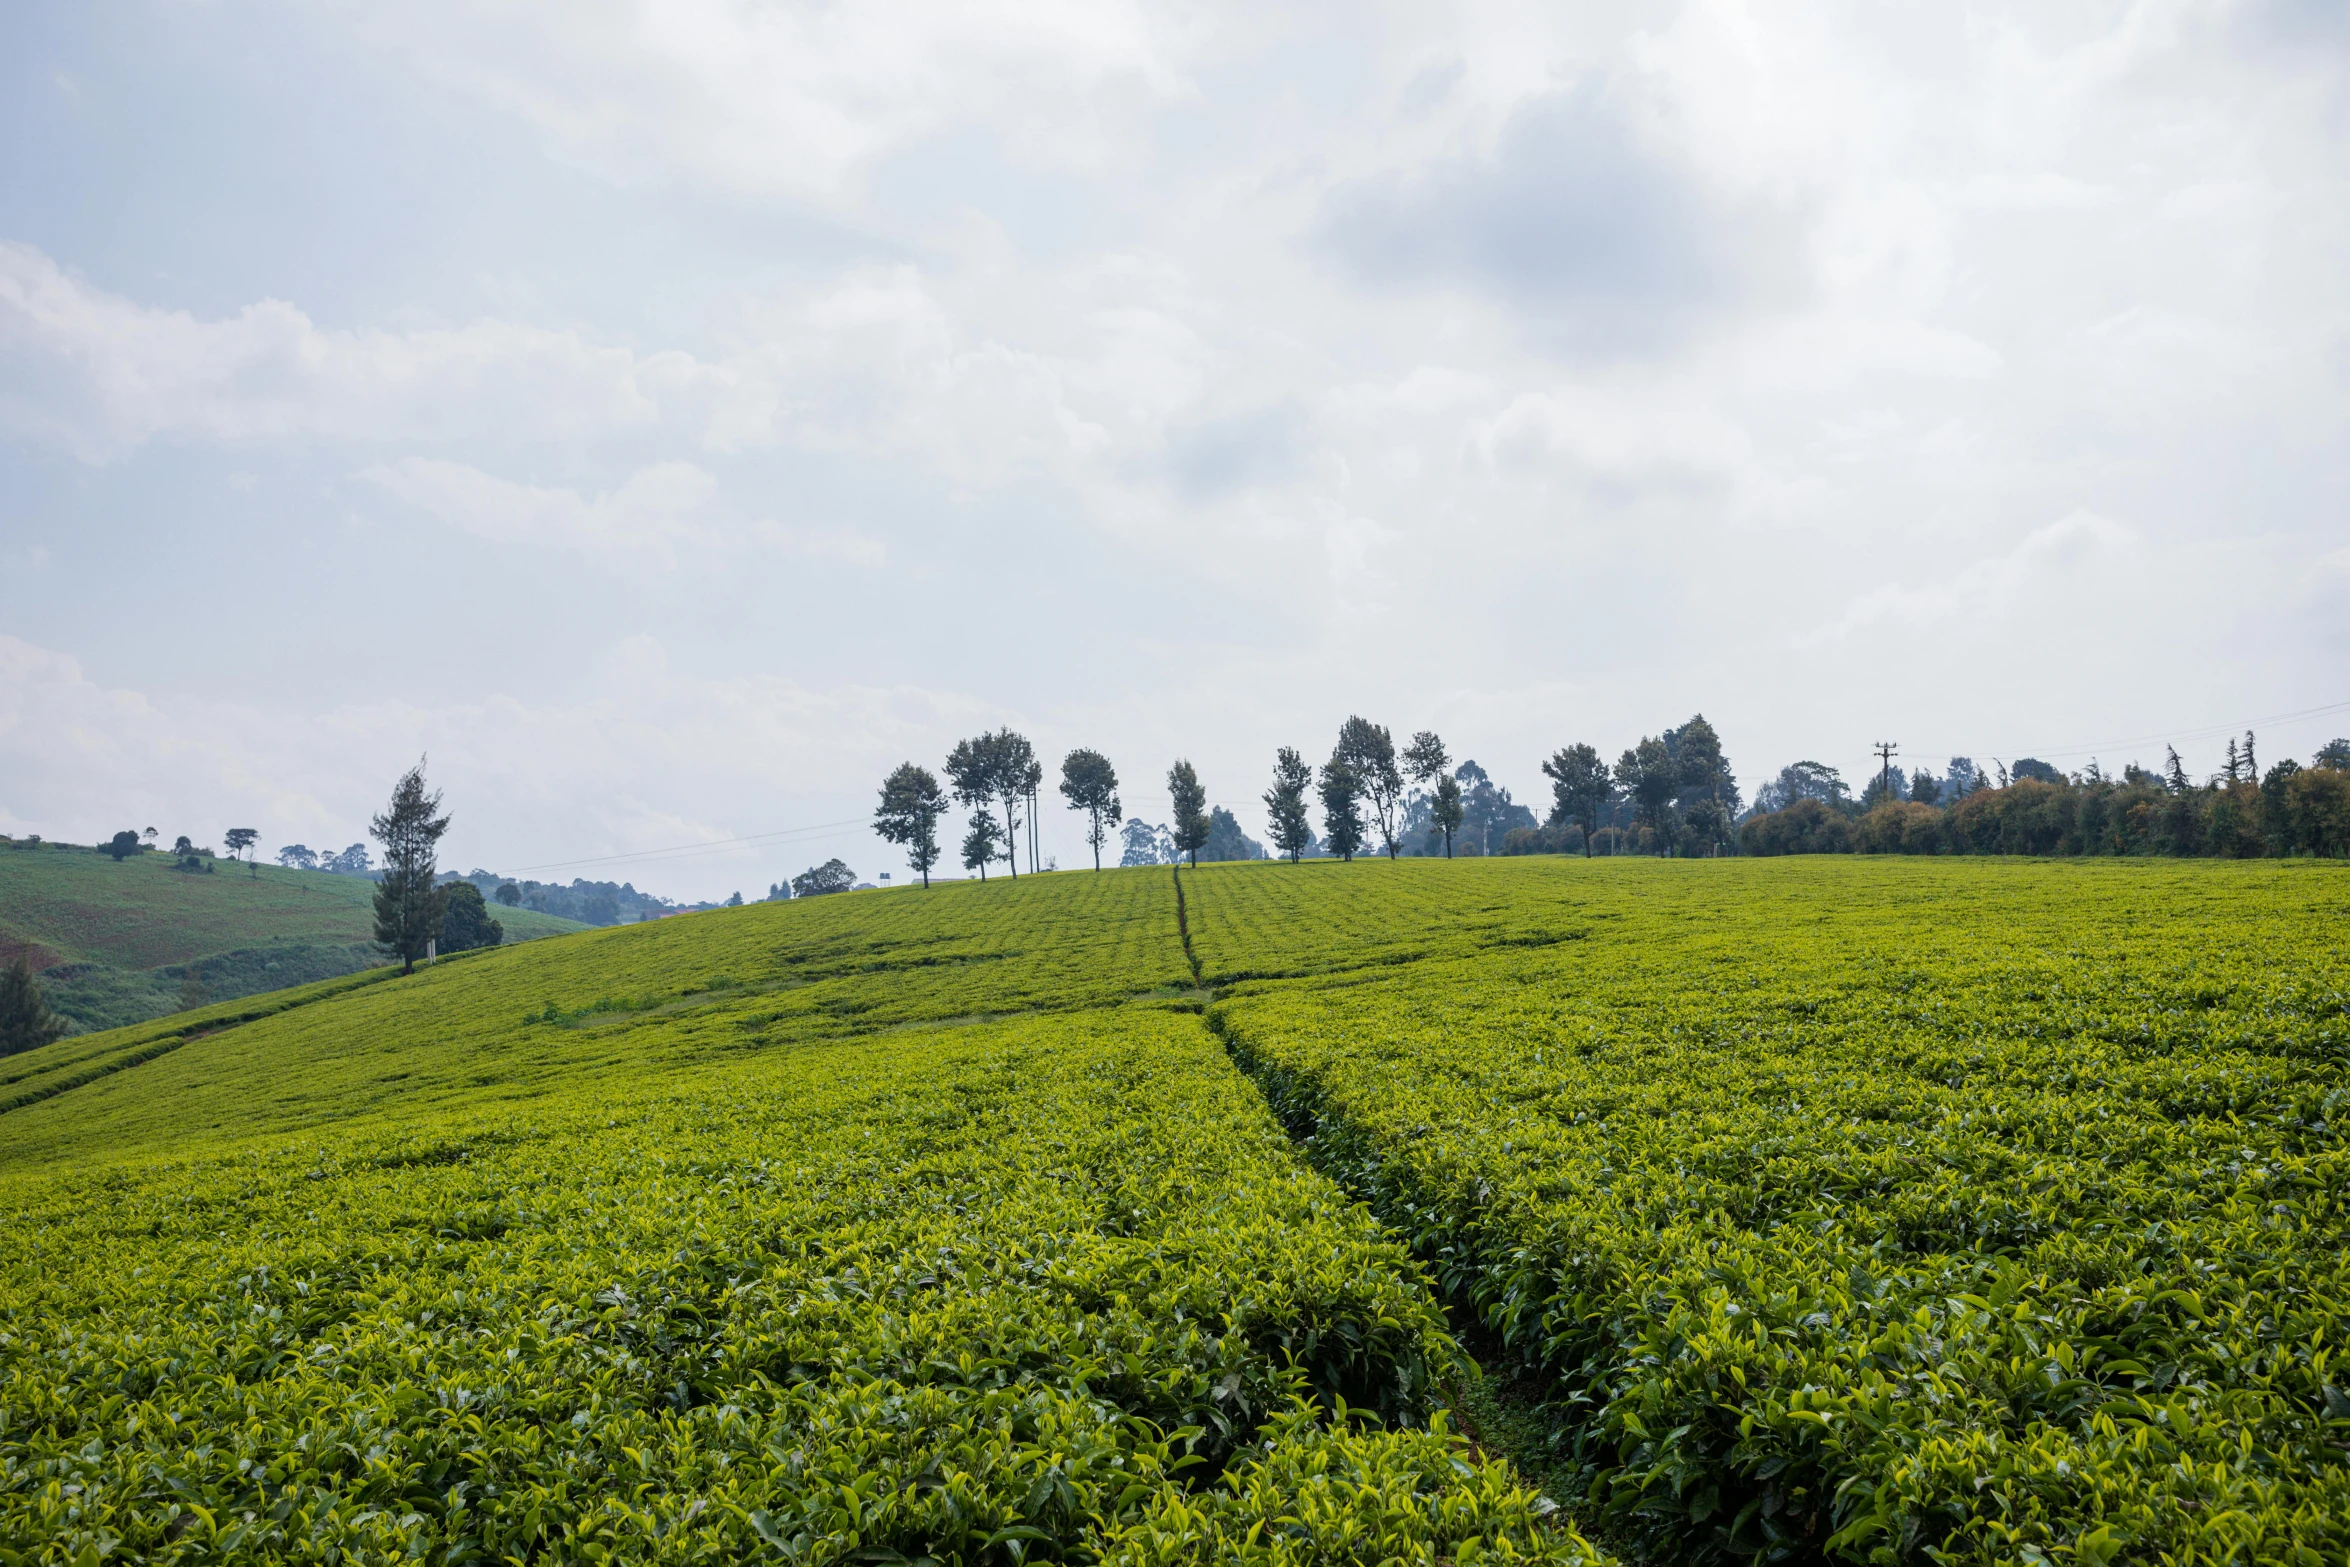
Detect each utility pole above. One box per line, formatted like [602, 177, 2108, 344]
[1874, 740, 1899, 799]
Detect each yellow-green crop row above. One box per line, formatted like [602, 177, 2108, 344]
[1199, 855, 2350, 1564]
[0, 1007, 1603, 1564]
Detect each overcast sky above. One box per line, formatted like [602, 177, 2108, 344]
[3, 1, 2346, 897]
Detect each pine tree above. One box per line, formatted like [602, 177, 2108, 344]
[0, 952, 69, 1056]
[370, 759, 452, 976]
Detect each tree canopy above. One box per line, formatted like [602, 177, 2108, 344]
[370, 760, 451, 975]
[0, 953, 68, 1057]
[1264, 747, 1315, 863]
[1058, 750, 1122, 871]
[1166, 761, 1209, 867]
[875, 762, 949, 888]
[791, 859, 858, 897]
[1335, 717, 1405, 858]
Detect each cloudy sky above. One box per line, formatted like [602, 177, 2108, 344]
[3, 1, 2346, 896]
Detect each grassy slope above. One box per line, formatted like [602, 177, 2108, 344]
[0, 845, 582, 1033]
[4, 856, 2341, 1562]
[0, 866, 1602, 1564]
[1193, 854, 2350, 1563]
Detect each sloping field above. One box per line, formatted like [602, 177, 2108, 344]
[1202, 857, 2350, 1564]
[0, 846, 582, 1034]
[0, 871, 1598, 1565]
[2, 856, 2343, 1564]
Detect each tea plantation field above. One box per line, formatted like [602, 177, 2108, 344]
[2, 857, 2343, 1564]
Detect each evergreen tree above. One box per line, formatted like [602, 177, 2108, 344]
[1166, 760, 1210, 867]
[370, 759, 452, 976]
[439, 881, 505, 953]
[961, 813, 1003, 880]
[1057, 749, 1122, 871]
[1318, 755, 1365, 862]
[1909, 769, 1940, 807]
[1335, 717, 1405, 858]
[1264, 747, 1315, 863]
[874, 762, 948, 887]
[0, 952, 69, 1056]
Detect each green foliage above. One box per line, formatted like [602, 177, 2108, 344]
[0, 842, 575, 1035]
[1264, 748, 1315, 863]
[0, 865, 1593, 1565]
[962, 813, 1004, 878]
[1200, 807, 1266, 863]
[0, 955, 67, 1058]
[1743, 757, 2350, 859]
[370, 761, 452, 975]
[1317, 759, 1364, 863]
[876, 761, 950, 886]
[13, 850, 2341, 1564]
[1166, 760, 1209, 867]
[1059, 749, 1122, 872]
[438, 880, 505, 953]
[1197, 855, 2350, 1566]
[947, 729, 1043, 879]
[102, 831, 142, 862]
[1334, 718, 1404, 859]
[1540, 744, 1611, 857]
[790, 858, 857, 897]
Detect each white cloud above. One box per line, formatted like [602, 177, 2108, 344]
[0, 632, 990, 895]
[358, 0, 1197, 199]
[1798, 510, 2139, 646]
[0, 242, 701, 462]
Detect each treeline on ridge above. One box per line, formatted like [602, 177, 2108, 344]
[1740, 735, 2350, 859]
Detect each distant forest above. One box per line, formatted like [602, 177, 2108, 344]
[1736, 735, 2350, 859]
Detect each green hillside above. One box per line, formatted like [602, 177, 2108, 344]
[0, 842, 584, 1034]
[1, 858, 2343, 1564]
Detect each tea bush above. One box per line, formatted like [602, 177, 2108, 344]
[1201, 856, 2350, 1564]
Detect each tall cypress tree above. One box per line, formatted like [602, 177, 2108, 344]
[370, 759, 452, 975]
[1264, 747, 1315, 862]
[1166, 760, 1210, 867]
[0, 952, 69, 1056]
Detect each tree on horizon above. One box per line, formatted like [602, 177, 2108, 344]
[1166, 760, 1209, 868]
[1264, 747, 1315, 863]
[875, 762, 949, 887]
[946, 730, 1040, 878]
[1318, 755, 1364, 862]
[1541, 742, 1613, 857]
[1336, 717, 1405, 858]
[961, 813, 1004, 880]
[1403, 731, 1458, 857]
[370, 759, 451, 975]
[1058, 749, 1122, 871]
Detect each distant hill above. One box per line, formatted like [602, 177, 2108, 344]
[0, 841, 584, 1034]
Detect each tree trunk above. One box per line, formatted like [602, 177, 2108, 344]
[1002, 799, 1019, 877]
